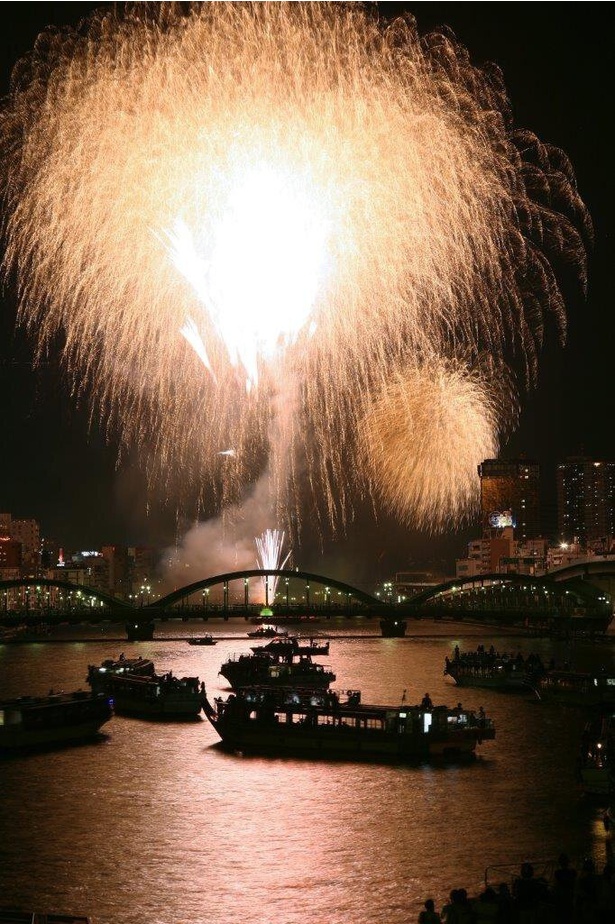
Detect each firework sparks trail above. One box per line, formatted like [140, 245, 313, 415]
[0, 3, 589, 534]
[255, 528, 291, 603]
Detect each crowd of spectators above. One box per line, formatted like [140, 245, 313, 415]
[418, 854, 615, 923]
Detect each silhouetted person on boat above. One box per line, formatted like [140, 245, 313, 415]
[596, 862, 615, 917]
[495, 883, 514, 924]
[553, 852, 576, 923]
[421, 693, 433, 709]
[441, 888, 475, 924]
[512, 862, 548, 923]
[418, 897, 441, 923]
[574, 857, 600, 923]
[472, 886, 498, 922]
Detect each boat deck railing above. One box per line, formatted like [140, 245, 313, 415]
[0, 913, 91, 924]
[484, 859, 555, 890]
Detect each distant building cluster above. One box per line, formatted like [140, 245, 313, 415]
[456, 454, 615, 580]
[0, 511, 159, 604]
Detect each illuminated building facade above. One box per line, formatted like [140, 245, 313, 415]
[478, 458, 541, 541]
[557, 456, 615, 546]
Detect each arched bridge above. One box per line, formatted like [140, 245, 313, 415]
[149, 568, 381, 610]
[0, 577, 132, 610]
[401, 571, 612, 634]
[405, 572, 600, 607]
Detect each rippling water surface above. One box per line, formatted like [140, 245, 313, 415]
[1, 618, 614, 923]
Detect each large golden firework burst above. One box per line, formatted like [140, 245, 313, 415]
[0, 2, 589, 534]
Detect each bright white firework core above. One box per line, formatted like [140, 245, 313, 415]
[168, 166, 329, 391]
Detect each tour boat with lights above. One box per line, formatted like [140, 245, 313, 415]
[86, 658, 204, 718]
[247, 624, 289, 639]
[250, 637, 329, 657]
[219, 649, 335, 691]
[0, 690, 113, 751]
[202, 687, 495, 761]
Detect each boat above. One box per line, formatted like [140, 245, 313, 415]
[219, 649, 336, 691]
[202, 686, 495, 761]
[250, 637, 329, 657]
[444, 647, 544, 692]
[247, 624, 289, 639]
[125, 618, 155, 641]
[531, 669, 615, 707]
[86, 654, 156, 679]
[577, 707, 615, 796]
[0, 690, 113, 751]
[380, 617, 407, 638]
[188, 634, 216, 646]
[86, 659, 204, 719]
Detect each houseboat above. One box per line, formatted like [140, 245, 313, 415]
[203, 687, 495, 762]
[531, 669, 615, 707]
[0, 690, 113, 750]
[251, 637, 329, 657]
[444, 646, 547, 692]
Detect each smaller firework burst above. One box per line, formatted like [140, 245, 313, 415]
[359, 360, 510, 532]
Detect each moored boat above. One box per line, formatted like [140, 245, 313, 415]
[87, 659, 204, 719]
[219, 650, 335, 691]
[0, 690, 113, 751]
[202, 687, 495, 762]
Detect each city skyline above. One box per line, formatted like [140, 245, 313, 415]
[0, 4, 612, 586]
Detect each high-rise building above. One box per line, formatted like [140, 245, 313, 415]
[0, 513, 40, 575]
[11, 518, 40, 575]
[0, 536, 22, 578]
[478, 458, 541, 541]
[556, 456, 615, 546]
[102, 545, 130, 598]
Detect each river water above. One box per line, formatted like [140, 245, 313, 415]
[1, 618, 614, 924]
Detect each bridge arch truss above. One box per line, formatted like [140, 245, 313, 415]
[150, 568, 380, 611]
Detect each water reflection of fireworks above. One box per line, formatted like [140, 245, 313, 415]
[0, 3, 589, 535]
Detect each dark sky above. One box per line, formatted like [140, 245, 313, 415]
[0, 3, 612, 584]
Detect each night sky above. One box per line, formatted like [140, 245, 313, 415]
[0, 3, 612, 585]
